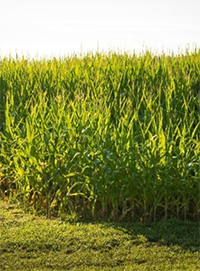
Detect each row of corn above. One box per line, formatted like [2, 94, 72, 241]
[0, 50, 199, 221]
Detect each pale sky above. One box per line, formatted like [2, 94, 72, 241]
[0, 0, 200, 58]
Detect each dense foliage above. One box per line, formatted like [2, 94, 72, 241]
[0, 50, 200, 221]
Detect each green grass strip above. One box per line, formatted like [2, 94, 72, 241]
[0, 200, 199, 270]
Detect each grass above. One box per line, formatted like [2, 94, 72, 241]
[0, 199, 199, 270]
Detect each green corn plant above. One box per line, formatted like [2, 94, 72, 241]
[0, 49, 199, 221]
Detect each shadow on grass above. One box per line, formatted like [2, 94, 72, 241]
[1, 199, 200, 253]
[104, 219, 200, 252]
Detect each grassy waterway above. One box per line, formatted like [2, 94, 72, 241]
[0, 199, 199, 270]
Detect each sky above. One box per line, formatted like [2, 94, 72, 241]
[0, 0, 200, 58]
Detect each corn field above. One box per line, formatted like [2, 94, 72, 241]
[0, 50, 200, 222]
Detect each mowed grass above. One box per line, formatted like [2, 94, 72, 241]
[0, 199, 199, 271]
